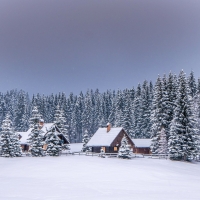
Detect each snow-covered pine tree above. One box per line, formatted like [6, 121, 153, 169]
[167, 72, 178, 130]
[27, 123, 45, 157]
[115, 90, 124, 127]
[71, 103, 80, 143]
[45, 127, 62, 156]
[133, 84, 142, 138]
[27, 106, 45, 157]
[122, 90, 133, 136]
[108, 98, 116, 128]
[168, 70, 199, 161]
[29, 106, 41, 129]
[188, 71, 197, 98]
[150, 76, 164, 154]
[161, 74, 171, 138]
[54, 105, 62, 124]
[59, 109, 70, 141]
[0, 114, 22, 157]
[118, 134, 132, 159]
[14, 91, 29, 131]
[73, 93, 84, 142]
[158, 127, 168, 154]
[82, 130, 90, 152]
[197, 78, 200, 94]
[82, 91, 93, 137]
[139, 80, 152, 138]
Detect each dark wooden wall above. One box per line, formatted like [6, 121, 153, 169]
[134, 147, 151, 154]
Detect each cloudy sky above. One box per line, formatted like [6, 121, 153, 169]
[0, 0, 200, 95]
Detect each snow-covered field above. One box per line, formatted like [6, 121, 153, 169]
[0, 156, 200, 200]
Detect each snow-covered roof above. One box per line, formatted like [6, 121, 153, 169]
[26, 123, 54, 136]
[132, 139, 151, 148]
[87, 127, 123, 146]
[18, 123, 55, 144]
[18, 132, 29, 144]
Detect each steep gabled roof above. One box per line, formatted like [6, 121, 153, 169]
[26, 123, 54, 136]
[131, 139, 151, 148]
[87, 127, 123, 146]
[18, 123, 68, 144]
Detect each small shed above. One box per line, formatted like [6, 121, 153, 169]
[131, 139, 151, 154]
[87, 124, 135, 153]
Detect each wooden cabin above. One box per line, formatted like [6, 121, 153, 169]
[18, 123, 69, 152]
[131, 139, 151, 154]
[87, 123, 135, 153]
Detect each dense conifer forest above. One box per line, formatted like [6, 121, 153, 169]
[0, 70, 200, 159]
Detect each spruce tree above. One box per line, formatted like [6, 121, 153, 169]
[0, 114, 22, 157]
[29, 106, 41, 129]
[158, 128, 168, 154]
[14, 91, 29, 131]
[122, 90, 133, 136]
[168, 70, 199, 161]
[82, 130, 90, 152]
[150, 76, 164, 154]
[118, 135, 132, 159]
[82, 91, 93, 136]
[45, 127, 62, 156]
[115, 90, 124, 127]
[139, 80, 152, 138]
[27, 107, 44, 157]
[133, 84, 142, 138]
[188, 71, 197, 98]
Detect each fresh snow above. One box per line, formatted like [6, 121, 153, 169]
[87, 127, 123, 146]
[70, 143, 83, 152]
[0, 156, 200, 200]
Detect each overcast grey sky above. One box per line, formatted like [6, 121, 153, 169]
[0, 0, 200, 95]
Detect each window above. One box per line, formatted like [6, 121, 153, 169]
[114, 147, 118, 151]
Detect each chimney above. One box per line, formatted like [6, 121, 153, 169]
[39, 119, 44, 128]
[107, 123, 111, 132]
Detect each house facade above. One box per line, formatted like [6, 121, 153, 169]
[87, 123, 135, 153]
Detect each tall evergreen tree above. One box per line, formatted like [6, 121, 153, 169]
[188, 71, 197, 98]
[168, 70, 199, 161]
[45, 127, 62, 156]
[139, 81, 152, 138]
[150, 76, 164, 154]
[14, 91, 29, 131]
[122, 90, 133, 136]
[29, 106, 41, 129]
[133, 84, 142, 138]
[27, 123, 45, 157]
[82, 130, 90, 152]
[158, 128, 168, 154]
[0, 114, 22, 157]
[82, 91, 93, 136]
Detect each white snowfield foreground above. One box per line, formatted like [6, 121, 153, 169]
[0, 156, 200, 200]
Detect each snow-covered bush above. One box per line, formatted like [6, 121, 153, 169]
[118, 135, 132, 159]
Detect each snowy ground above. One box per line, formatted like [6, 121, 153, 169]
[0, 156, 200, 200]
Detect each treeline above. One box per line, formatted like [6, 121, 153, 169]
[0, 71, 200, 155]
